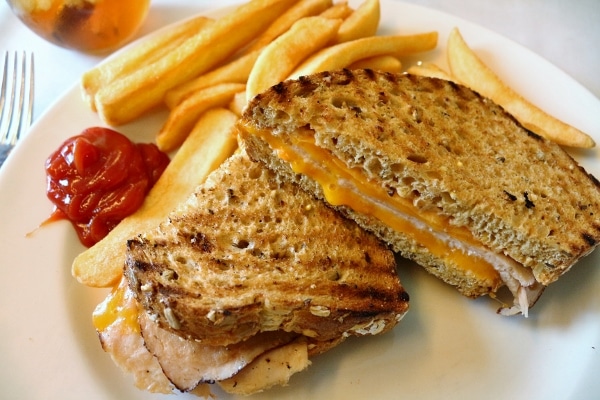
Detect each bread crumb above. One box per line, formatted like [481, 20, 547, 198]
[164, 307, 181, 330]
[309, 305, 331, 317]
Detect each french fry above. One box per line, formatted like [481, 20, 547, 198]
[157, 83, 246, 153]
[81, 15, 214, 111]
[229, 90, 249, 116]
[447, 27, 594, 148]
[290, 31, 438, 78]
[349, 54, 402, 72]
[319, 1, 353, 19]
[165, 50, 261, 109]
[94, 0, 297, 126]
[72, 0, 441, 288]
[407, 61, 454, 81]
[72, 108, 239, 287]
[246, 16, 343, 101]
[244, 0, 333, 53]
[335, 0, 380, 43]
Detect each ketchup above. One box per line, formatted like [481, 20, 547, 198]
[45, 127, 170, 247]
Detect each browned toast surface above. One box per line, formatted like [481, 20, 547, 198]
[239, 69, 600, 289]
[125, 152, 409, 346]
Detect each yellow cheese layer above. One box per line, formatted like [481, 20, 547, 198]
[93, 277, 140, 333]
[249, 128, 502, 286]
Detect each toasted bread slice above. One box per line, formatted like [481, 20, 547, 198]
[237, 69, 600, 315]
[125, 151, 409, 346]
[95, 277, 309, 396]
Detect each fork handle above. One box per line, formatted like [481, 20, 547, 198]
[0, 144, 11, 168]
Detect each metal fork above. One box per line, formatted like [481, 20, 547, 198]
[0, 51, 35, 168]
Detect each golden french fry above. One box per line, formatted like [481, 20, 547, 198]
[157, 83, 246, 153]
[82, 15, 215, 111]
[335, 0, 380, 43]
[349, 54, 402, 72]
[229, 91, 248, 116]
[407, 61, 454, 81]
[72, 108, 240, 287]
[244, 0, 333, 53]
[165, 50, 261, 109]
[290, 32, 438, 78]
[319, 1, 353, 19]
[246, 16, 342, 101]
[447, 27, 594, 148]
[94, 0, 297, 126]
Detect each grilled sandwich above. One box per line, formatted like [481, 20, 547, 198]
[96, 151, 409, 396]
[237, 69, 600, 316]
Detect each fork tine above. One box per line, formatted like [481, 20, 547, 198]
[0, 51, 8, 122]
[0, 52, 17, 144]
[11, 52, 34, 144]
[8, 52, 26, 146]
[24, 53, 35, 131]
[0, 52, 34, 146]
[0, 52, 8, 140]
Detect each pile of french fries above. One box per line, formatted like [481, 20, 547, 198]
[73, 0, 594, 288]
[73, 0, 438, 287]
[408, 27, 595, 148]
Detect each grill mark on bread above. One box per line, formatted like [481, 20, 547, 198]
[582, 232, 597, 246]
[523, 192, 535, 209]
[182, 231, 213, 253]
[504, 190, 518, 202]
[357, 285, 408, 305]
[363, 68, 376, 80]
[525, 129, 544, 142]
[125, 153, 408, 345]
[240, 69, 600, 292]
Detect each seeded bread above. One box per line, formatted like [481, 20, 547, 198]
[125, 151, 409, 346]
[238, 69, 600, 295]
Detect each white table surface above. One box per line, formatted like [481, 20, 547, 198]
[0, 0, 598, 123]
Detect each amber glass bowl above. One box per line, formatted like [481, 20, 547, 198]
[6, 0, 150, 53]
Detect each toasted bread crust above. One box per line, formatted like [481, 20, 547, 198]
[125, 152, 408, 346]
[241, 133, 497, 298]
[239, 70, 600, 289]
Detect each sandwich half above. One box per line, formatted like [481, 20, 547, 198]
[237, 69, 600, 316]
[96, 151, 409, 396]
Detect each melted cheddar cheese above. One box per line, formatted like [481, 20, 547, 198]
[248, 127, 505, 288]
[93, 277, 140, 333]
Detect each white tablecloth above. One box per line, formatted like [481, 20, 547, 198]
[1, 0, 598, 122]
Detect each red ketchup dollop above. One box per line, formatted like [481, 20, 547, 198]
[45, 127, 170, 247]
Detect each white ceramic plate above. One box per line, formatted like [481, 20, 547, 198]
[1, 1, 599, 399]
